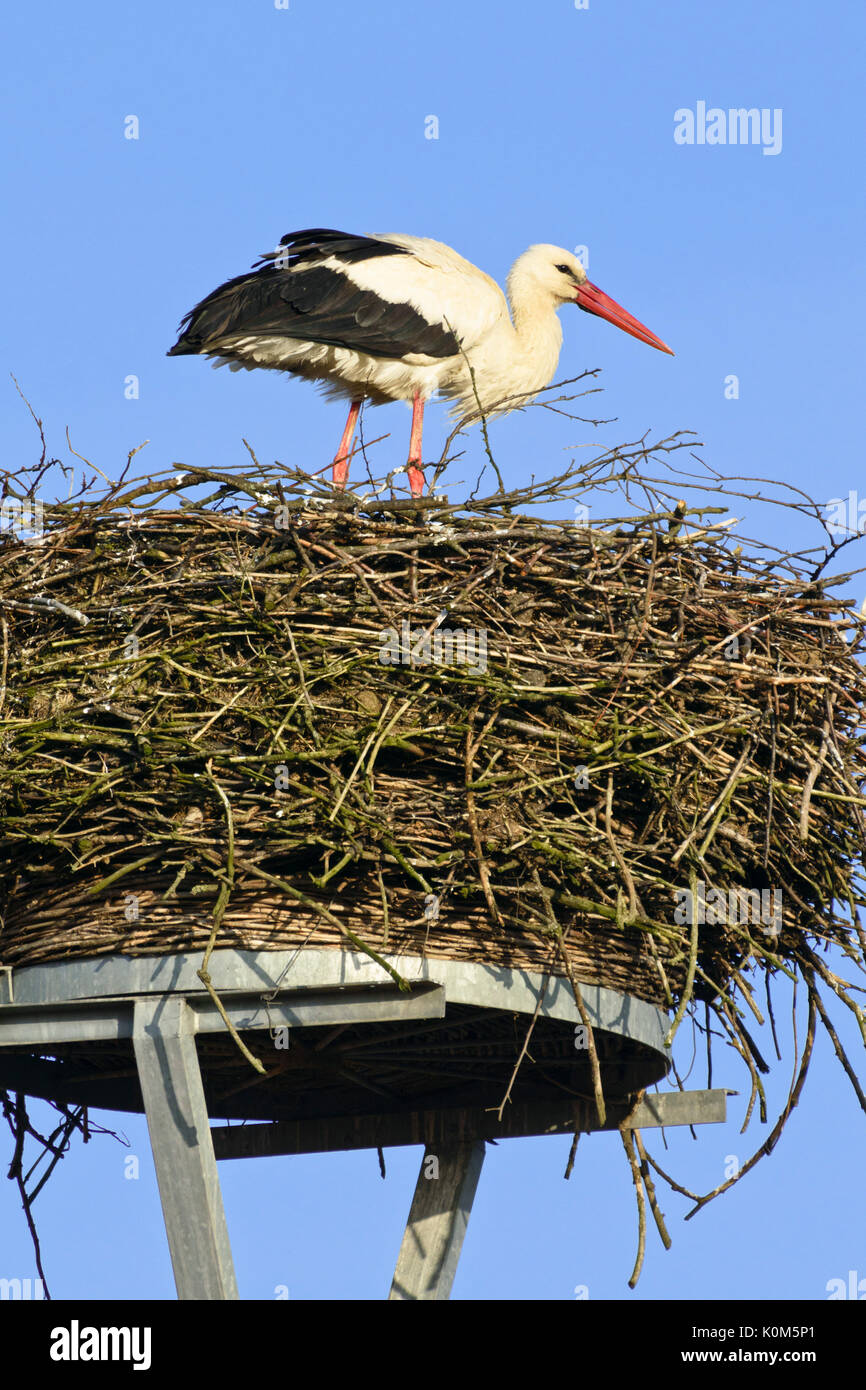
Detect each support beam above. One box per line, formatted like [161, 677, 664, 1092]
[212, 1089, 728, 1160]
[0, 981, 445, 1046]
[389, 1141, 485, 1301]
[132, 997, 238, 1300]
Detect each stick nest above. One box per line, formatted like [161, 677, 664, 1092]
[2, 463, 865, 1006]
[2, 428, 866, 1277]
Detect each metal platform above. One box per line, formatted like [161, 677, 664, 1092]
[0, 948, 726, 1299]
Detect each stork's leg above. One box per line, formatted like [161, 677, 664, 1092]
[332, 400, 361, 489]
[407, 392, 426, 498]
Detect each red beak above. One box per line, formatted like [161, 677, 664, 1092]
[575, 280, 674, 355]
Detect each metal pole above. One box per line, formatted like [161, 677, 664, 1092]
[389, 1140, 486, 1300]
[132, 996, 238, 1300]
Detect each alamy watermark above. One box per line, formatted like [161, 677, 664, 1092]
[0, 1276, 45, 1300]
[1, 498, 44, 539]
[674, 879, 781, 936]
[379, 614, 487, 673]
[826, 1270, 866, 1300]
[824, 492, 866, 538]
[50, 1322, 151, 1371]
[674, 102, 782, 156]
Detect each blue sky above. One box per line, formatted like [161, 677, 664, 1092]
[2, 0, 865, 1300]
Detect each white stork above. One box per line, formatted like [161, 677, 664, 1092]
[169, 228, 673, 497]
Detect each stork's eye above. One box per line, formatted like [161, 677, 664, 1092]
[555, 263, 572, 275]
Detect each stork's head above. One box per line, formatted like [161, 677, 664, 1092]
[511, 244, 674, 355]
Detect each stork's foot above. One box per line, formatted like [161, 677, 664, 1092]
[407, 461, 425, 498]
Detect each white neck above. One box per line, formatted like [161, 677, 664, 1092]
[446, 262, 566, 422]
[496, 270, 564, 400]
[509, 278, 563, 365]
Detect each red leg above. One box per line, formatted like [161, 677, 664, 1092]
[332, 400, 361, 489]
[407, 392, 426, 498]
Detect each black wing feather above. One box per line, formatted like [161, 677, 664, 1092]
[168, 227, 460, 360]
[259, 228, 413, 269]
